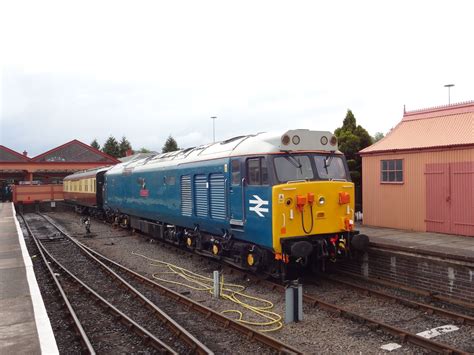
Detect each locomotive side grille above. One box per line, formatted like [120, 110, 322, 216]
[210, 173, 226, 220]
[194, 175, 209, 217]
[181, 175, 192, 216]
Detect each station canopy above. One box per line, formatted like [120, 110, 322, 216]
[0, 139, 119, 184]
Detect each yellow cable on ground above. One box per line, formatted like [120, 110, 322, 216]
[132, 251, 283, 332]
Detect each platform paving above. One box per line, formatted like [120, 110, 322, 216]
[358, 223, 474, 263]
[0, 202, 58, 354]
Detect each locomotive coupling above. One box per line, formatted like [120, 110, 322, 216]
[350, 234, 369, 252]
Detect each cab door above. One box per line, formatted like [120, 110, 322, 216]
[244, 157, 272, 247]
[229, 158, 245, 228]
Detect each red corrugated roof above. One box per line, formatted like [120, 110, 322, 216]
[360, 101, 474, 155]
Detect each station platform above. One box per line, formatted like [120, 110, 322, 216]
[358, 223, 474, 263]
[0, 203, 58, 354]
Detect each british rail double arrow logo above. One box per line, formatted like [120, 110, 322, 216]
[249, 195, 269, 217]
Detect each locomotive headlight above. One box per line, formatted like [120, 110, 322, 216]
[292, 135, 301, 145]
[330, 135, 337, 146]
[281, 134, 290, 145]
[318, 196, 326, 205]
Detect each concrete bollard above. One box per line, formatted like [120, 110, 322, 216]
[285, 280, 303, 323]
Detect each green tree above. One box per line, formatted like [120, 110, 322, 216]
[118, 136, 132, 157]
[162, 135, 179, 153]
[90, 138, 100, 150]
[137, 147, 151, 153]
[334, 109, 373, 210]
[373, 132, 385, 142]
[102, 136, 121, 158]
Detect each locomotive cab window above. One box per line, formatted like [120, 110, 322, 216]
[274, 155, 313, 183]
[247, 157, 268, 185]
[314, 155, 348, 180]
[231, 159, 241, 185]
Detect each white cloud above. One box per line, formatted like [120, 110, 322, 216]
[1, 0, 473, 155]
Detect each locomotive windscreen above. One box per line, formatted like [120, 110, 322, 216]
[273, 153, 349, 182]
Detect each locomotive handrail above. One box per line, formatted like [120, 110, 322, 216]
[241, 177, 246, 223]
[224, 178, 228, 218]
[286, 179, 307, 184]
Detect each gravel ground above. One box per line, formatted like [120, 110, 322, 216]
[332, 272, 474, 318]
[303, 279, 474, 352]
[43, 211, 436, 354]
[101, 254, 278, 354]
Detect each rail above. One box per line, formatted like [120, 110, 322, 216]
[122, 231, 469, 354]
[41, 213, 302, 355]
[33, 213, 210, 354]
[20, 214, 95, 354]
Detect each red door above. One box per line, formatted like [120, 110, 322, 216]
[425, 164, 450, 234]
[425, 162, 474, 236]
[450, 162, 474, 236]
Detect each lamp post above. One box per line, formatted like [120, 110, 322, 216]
[444, 84, 454, 105]
[211, 116, 217, 143]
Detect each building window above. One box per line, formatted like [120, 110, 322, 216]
[381, 159, 403, 183]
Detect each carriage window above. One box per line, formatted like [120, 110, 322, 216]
[247, 157, 268, 185]
[231, 160, 241, 185]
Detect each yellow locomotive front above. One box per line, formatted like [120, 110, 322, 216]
[267, 130, 368, 272]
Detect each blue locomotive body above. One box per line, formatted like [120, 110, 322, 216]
[66, 130, 369, 277]
[104, 156, 274, 249]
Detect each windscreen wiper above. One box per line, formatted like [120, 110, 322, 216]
[324, 150, 336, 173]
[283, 152, 302, 169]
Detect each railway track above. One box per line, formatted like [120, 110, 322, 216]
[95, 221, 471, 354]
[335, 270, 474, 313]
[42, 211, 473, 353]
[319, 274, 474, 326]
[34, 213, 302, 354]
[20, 215, 94, 354]
[23, 214, 182, 354]
[302, 275, 474, 353]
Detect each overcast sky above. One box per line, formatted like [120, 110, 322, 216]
[1, 1, 473, 156]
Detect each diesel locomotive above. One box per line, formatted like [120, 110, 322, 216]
[64, 129, 368, 278]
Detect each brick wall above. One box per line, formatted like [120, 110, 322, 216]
[339, 247, 474, 303]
